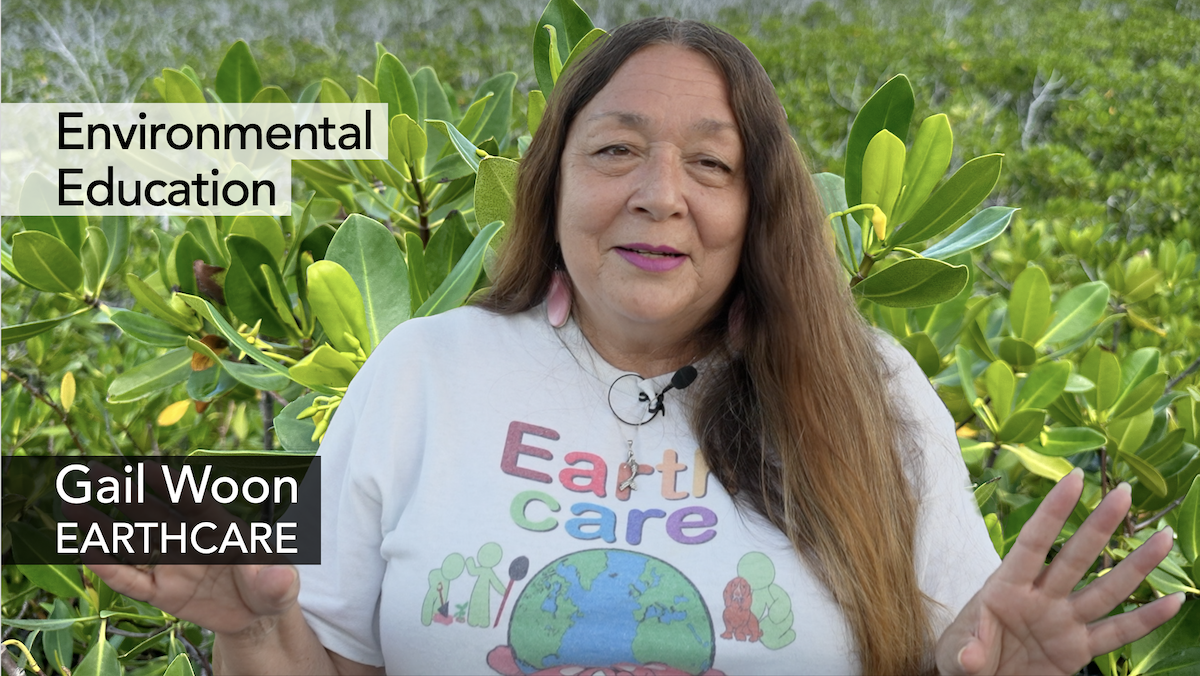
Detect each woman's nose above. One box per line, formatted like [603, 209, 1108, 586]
[628, 148, 687, 221]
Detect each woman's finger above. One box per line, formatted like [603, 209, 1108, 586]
[995, 468, 1084, 586]
[84, 561, 157, 603]
[1070, 528, 1175, 623]
[234, 564, 300, 616]
[1087, 592, 1185, 656]
[1039, 483, 1132, 597]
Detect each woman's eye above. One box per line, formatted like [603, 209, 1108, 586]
[698, 158, 731, 172]
[600, 145, 630, 156]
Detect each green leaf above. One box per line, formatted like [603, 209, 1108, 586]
[998, 337, 1038, 372]
[426, 211, 473, 295]
[1110, 408, 1155, 455]
[405, 231, 429, 315]
[375, 52, 418, 122]
[899, 332, 941, 377]
[354, 75, 379, 104]
[260, 263, 303, 341]
[163, 653, 197, 676]
[171, 231, 208, 297]
[1121, 348, 1162, 396]
[126, 273, 202, 333]
[12, 231, 84, 294]
[986, 360, 1017, 422]
[1119, 450, 1169, 497]
[1140, 646, 1200, 676]
[388, 114, 427, 179]
[468, 72, 517, 150]
[983, 512, 1004, 557]
[81, 226, 109, 295]
[225, 235, 291, 338]
[274, 392, 320, 453]
[21, 211, 85, 258]
[1179, 476, 1200, 563]
[845, 75, 914, 213]
[1048, 392, 1086, 428]
[921, 206, 1017, 260]
[74, 624, 121, 676]
[854, 257, 969, 308]
[891, 154, 1003, 246]
[178, 294, 305, 389]
[184, 216, 226, 267]
[1111, 373, 1168, 421]
[10, 528, 87, 600]
[528, 89, 547, 136]
[1080, 346, 1121, 412]
[412, 66, 452, 130]
[1037, 281, 1110, 347]
[475, 156, 519, 230]
[1005, 443, 1075, 481]
[108, 348, 192, 403]
[427, 120, 482, 173]
[318, 78, 350, 105]
[251, 86, 290, 104]
[230, 214, 285, 263]
[1008, 266, 1051, 344]
[215, 40, 262, 104]
[861, 130, 906, 226]
[288, 344, 359, 390]
[1130, 599, 1200, 676]
[561, 27, 606, 75]
[1027, 427, 1106, 457]
[974, 479, 998, 509]
[893, 113, 953, 225]
[416, 220, 505, 317]
[109, 309, 189, 347]
[1139, 429, 1186, 470]
[100, 215, 130, 277]
[326, 214, 410, 348]
[955, 344, 980, 407]
[534, 0, 595, 95]
[814, 172, 862, 267]
[1016, 361, 1071, 410]
[306, 260, 371, 355]
[1, 308, 89, 346]
[163, 68, 205, 104]
[44, 599, 74, 675]
[996, 408, 1044, 444]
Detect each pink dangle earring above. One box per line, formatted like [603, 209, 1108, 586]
[547, 270, 571, 328]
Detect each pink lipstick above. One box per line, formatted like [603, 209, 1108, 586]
[614, 243, 687, 272]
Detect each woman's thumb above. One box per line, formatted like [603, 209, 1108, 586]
[236, 564, 300, 616]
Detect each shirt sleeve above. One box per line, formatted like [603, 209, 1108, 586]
[880, 336, 1002, 635]
[295, 327, 427, 667]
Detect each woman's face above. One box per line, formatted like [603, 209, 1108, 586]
[557, 44, 748, 349]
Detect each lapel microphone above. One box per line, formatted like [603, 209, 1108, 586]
[640, 365, 699, 419]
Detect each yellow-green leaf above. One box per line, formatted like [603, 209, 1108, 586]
[60, 372, 76, 413]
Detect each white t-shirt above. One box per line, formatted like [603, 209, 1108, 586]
[297, 306, 1000, 675]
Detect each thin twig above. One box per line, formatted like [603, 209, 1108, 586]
[1134, 495, 1188, 530]
[107, 623, 175, 639]
[975, 259, 1012, 291]
[176, 627, 212, 676]
[1, 368, 86, 454]
[1166, 355, 1200, 393]
[2, 649, 26, 676]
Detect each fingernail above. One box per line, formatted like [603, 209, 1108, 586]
[1169, 592, 1185, 603]
[956, 645, 968, 669]
[1069, 467, 1084, 480]
[1160, 526, 1174, 540]
[1115, 481, 1131, 493]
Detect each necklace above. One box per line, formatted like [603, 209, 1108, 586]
[617, 424, 642, 492]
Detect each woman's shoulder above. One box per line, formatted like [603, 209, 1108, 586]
[370, 305, 545, 359]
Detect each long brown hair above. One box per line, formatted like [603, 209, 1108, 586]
[483, 17, 934, 674]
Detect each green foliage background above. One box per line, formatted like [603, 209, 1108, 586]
[2, 0, 1199, 674]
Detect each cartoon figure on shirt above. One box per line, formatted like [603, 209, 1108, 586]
[725, 552, 795, 650]
[486, 548, 725, 676]
[422, 553, 466, 626]
[466, 542, 506, 627]
[719, 576, 762, 642]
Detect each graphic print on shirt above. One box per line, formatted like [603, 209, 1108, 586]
[422, 553, 466, 626]
[486, 548, 726, 676]
[719, 552, 796, 649]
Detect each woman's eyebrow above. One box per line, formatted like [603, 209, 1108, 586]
[586, 110, 738, 137]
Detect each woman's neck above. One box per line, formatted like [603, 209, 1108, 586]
[574, 311, 703, 378]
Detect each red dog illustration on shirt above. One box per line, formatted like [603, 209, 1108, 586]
[720, 576, 762, 642]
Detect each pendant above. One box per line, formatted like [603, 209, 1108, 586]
[619, 439, 639, 491]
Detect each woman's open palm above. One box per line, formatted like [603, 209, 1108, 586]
[937, 468, 1184, 675]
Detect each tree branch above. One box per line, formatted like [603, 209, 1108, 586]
[1166, 355, 1200, 393]
[2, 368, 86, 454]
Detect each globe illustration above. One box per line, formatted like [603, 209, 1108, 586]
[506, 549, 715, 675]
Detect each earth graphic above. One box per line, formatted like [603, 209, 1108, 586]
[486, 549, 723, 676]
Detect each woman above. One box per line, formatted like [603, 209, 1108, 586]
[91, 17, 1181, 676]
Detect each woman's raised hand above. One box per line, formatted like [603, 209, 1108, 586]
[86, 562, 300, 637]
[936, 468, 1184, 675]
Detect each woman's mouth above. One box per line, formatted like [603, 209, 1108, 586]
[615, 244, 687, 272]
